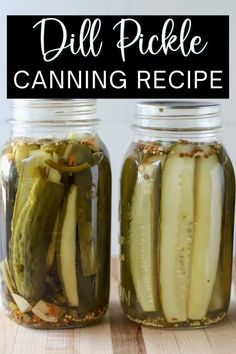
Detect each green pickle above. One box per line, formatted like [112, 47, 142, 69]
[94, 151, 111, 303]
[0, 137, 111, 328]
[120, 140, 235, 328]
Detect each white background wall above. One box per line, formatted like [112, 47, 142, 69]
[0, 0, 235, 255]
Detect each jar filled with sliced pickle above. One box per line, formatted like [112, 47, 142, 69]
[120, 101, 235, 328]
[0, 99, 111, 328]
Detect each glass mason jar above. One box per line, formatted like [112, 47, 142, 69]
[120, 101, 235, 329]
[0, 99, 111, 328]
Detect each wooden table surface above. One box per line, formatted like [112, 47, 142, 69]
[1, 259, 236, 354]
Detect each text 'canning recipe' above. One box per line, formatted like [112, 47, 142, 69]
[7, 16, 229, 98]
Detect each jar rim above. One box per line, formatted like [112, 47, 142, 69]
[10, 99, 98, 123]
[136, 101, 221, 117]
[135, 101, 222, 130]
[12, 98, 96, 107]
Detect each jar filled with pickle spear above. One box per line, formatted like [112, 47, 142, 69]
[0, 99, 111, 328]
[120, 101, 235, 328]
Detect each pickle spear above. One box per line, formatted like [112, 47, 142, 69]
[130, 161, 162, 312]
[73, 144, 97, 276]
[76, 235, 95, 312]
[94, 152, 111, 301]
[219, 153, 235, 309]
[46, 213, 60, 271]
[11, 149, 58, 233]
[57, 185, 79, 307]
[0, 158, 18, 259]
[11, 177, 64, 301]
[119, 154, 139, 309]
[160, 143, 195, 323]
[11, 155, 42, 233]
[188, 146, 223, 319]
[208, 268, 224, 312]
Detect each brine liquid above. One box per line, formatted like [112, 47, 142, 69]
[0, 136, 111, 328]
[120, 140, 235, 328]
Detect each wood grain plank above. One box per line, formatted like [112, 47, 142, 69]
[74, 318, 113, 354]
[109, 300, 146, 354]
[173, 329, 213, 354]
[202, 283, 236, 354]
[142, 327, 180, 354]
[227, 295, 236, 329]
[204, 317, 236, 354]
[1, 258, 236, 354]
[45, 330, 75, 354]
[0, 312, 18, 354]
[72, 257, 117, 354]
[109, 259, 146, 354]
[11, 326, 48, 354]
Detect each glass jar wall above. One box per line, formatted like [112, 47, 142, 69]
[0, 99, 111, 328]
[120, 101, 235, 328]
